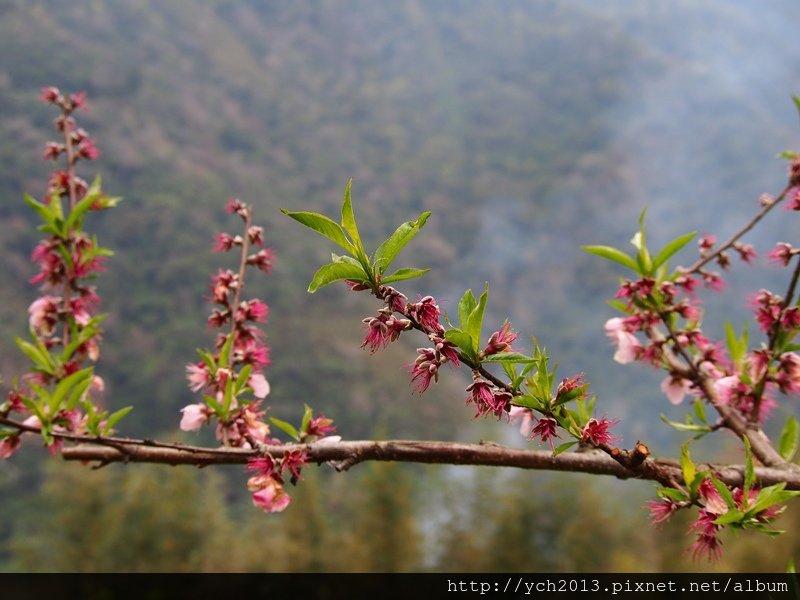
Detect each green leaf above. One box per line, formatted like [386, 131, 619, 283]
[660, 414, 712, 433]
[457, 289, 477, 330]
[692, 399, 707, 424]
[372, 211, 431, 274]
[481, 352, 536, 364]
[632, 209, 653, 274]
[300, 404, 314, 435]
[270, 416, 300, 442]
[15, 337, 56, 374]
[465, 283, 489, 354]
[281, 209, 356, 255]
[552, 441, 578, 457]
[581, 245, 639, 272]
[444, 328, 476, 362]
[652, 232, 696, 271]
[50, 368, 94, 413]
[339, 178, 361, 252]
[235, 364, 254, 393]
[65, 176, 104, 231]
[657, 488, 689, 503]
[779, 416, 799, 462]
[710, 477, 737, 510]
[104, 406, 133, 432]
[680, 443, 695, 489]
[308, 260, 368, 293]
[380, 267, 430, 284]
[794, 95, 800, 119]
[218, 334, 234, 370]
[24, 193, 59, 231]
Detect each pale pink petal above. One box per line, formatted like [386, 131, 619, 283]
[248, 373, 271, 399]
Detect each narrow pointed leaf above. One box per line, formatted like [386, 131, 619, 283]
[681, 443, 696, 489]
[581, 245, 639, 272]
[281, 209, 355, 255]
[340, 178, 361, 251]
[653, 232, 696, 270]
[458, 289, 477, 330]
[308, 261, 368, 293]
[779, 416, 799, 462]
[270, 416, 300, 441]
[380, 267, 430, 284]
[372, 211, 431, 274]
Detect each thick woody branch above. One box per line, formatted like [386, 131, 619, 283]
[60, 438, 800, 491]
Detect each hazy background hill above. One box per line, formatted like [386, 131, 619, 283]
[1, 0, 799, 571]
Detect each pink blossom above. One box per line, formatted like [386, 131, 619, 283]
[383, 287, 407, 313]
[77, 138, 100, 160]
[248, 475, 291, 512]
[408, 296, 443, 333]
[410, 348, 440, 394]
[555, 373, 589, 404]
[698, 478, 729, 515]
[508, 406, 534, 437]
[248, 373, 271, 398]
[69, 91, 90, 111]
[581, 416, 620, 446]
[698, 235, 716, 253]
[605, 318, 642, 364]
[646, 498, 679, 526]
[179, 403, 211, 432]
[236, 299, 269, 323]
[28, 295, 61, 336]
[39, 86, 61, 104]
[483, 321, 518, 356]
[225, 198, 247, 216]
[688, 509, 723, 562]
[433, 336, 460, 366]
[237, 340, 270, 369]
[305, 414, 336, 439]
[465, 375, 495, 416]
[530, 417, 560, 449]
[246, 249, 275, 273]
[712, 375, 739, 405]
[784, 187, 800, 211]
[362, 314, 390, 353]
[766, 243, 795, 267]
[701, 271, 725, 292]
[213, 232, 238, 252]
[733, 243, 756, 263]
[281, 450, 309, 483]
[0, 436, 21, 459]
[185, 362, 211, 392]
[660, 376, 691, 405]
[247, 225, 264, 247]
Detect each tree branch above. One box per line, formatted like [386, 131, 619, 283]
[59, 438, 800, 491]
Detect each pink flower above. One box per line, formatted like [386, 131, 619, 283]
[508, 406, 534, 436]
[247, 225, 264, 247]
[304, 414, 336, 439]
[281, 450, 309, 484]
[646, 498, 679, 526]
[236, 299, 269, 323]
[554, 373, 589, 404]
[362, 314, 391, 353]
[785, 187, 800, 211]
[0, 435, 21, 459]
[248, 475, 291, 512]
[465, 375, 495, 416]
[698, 478, 728, 515]
[660, 376, 692, 405]
[213, 232, 239, 252]
[410, 348, 440, 394]
[688, 509, 723, 562]
[701, 271, 725, 292]
[483, 321, 518, 355]
[185, 362, 211, 392]
[604, 318, 642, 364]
[698, 235, 716, 253]
[28, 295, 61, 336]
[77, 138, 100, 160]
[246, 249, 275, 273]
[179, 403, 211, 432]
[581, 416, 620, 446]
[767, 243, 796, 267]
[408, 296, 443, 333]
[225, 198, 247, 216]
[433, 336, 460, 366]
[712, 375, 740, 405]
[732, 242, 756, 263]
[69, 91, 90, 112]
[39, 86, 61, 104]
[530, 417, 560, 449]
[248, 373, 271, 399]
